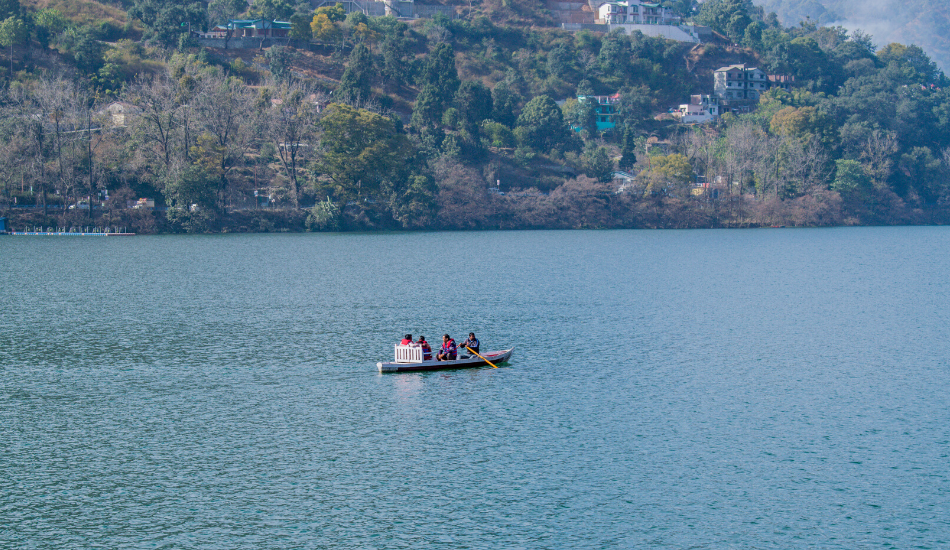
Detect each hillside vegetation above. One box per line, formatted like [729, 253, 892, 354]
[1, 0, 950, 232]
[754, 0, 950, 72]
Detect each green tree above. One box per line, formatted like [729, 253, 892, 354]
[265, 45, 298, 83]
[164, 163, 218, 210]
[695, 0, 752, 42]
[644, 153, 693, 196]
[34, 8, 67, 49]
[597, 30, 629, 79]
[129, 0, 206, 46]
[289, 12, 313, 40]
[616, 85, 654, 132]
[248, 0, 294, 21]
[897, 146, 948, 205]
[0, 0, 19, 20]
[410, 84, 442, 129]
[208, 0, 246, 27]
[310, 11, 341, 44]
[57, 26, 106, 73]
[388, 174, 438, 228]
[454, 80, 493, 132]
[878, 43, 944, 84]
[0, 16, 26, 73]
[380, 35, 412, 88]
[618, 126, 637, 171]
[515, 95, 572, 153]
[831, 158, 871, 201]
[314, 103, 414, 203]
[481, 120, 515, 148]
[419, 42, 459, 107]
[584, 145, 614, 182]
[769, 105, 837, 147]
[491, 82, 520, 128]
[547, 42, 575, 79]
[562, 98, 596, 136]
[314, 4, 345, 22]
[337, 42, 373, 102]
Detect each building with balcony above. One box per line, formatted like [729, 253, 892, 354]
[576, 94, 621, 132]
[713, 64, 769, 101]
[597, 0, 676, 25]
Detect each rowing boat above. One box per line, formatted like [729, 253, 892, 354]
[377, 346, 514, 373]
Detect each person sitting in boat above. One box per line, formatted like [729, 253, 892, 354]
[437, 334, 457, 361]
[460, 333, 479, 355]
[417, 336, 432, 360]
[400, 334, 414, 346]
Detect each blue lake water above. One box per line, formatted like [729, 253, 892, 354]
[2, 227, 949, 548]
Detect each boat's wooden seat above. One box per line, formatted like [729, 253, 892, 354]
[394, 345, 423, 363]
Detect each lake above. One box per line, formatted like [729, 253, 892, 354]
[2, 227, 949, 548]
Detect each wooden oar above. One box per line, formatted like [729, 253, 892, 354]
[465, 346, 498, 368]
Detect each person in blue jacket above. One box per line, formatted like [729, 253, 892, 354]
[460, 333, 479, 355]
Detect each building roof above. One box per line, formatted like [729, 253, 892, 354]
[225, 19, 291, 30]
[715, 63, 765, 73]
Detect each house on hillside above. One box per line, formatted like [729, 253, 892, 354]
[577, 94, 621, 132]
[597, 0, 677, 25]
[713, 64, 798, 107]
[714, 64, 769, 101]
[196, 19, 290, 40]
[101, 102, 142, 127]
[768, 74, 795, 92]
[673, 94, 719, 124]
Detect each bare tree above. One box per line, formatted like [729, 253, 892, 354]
[724, 120, 762, 196]
[680, 126, 719, 189]
[191, 71, 257, 209]
[750, 133, 781, 197]
[860, 128, 898, 190]
[267, 82, 325, 207]
[32, 76, 91, 212]
[128, 73, 185, 175]
[782, 135, 830, 197]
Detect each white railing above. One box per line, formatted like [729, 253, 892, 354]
[394, 345, 423, 363]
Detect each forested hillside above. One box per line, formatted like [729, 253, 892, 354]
[1, 0, 949, 232]
[753, 0, 950, 72]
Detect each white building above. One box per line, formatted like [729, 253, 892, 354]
[598, 0, 677, 25]
[713, 64, 769, 101]
[673, 95, 719, 124]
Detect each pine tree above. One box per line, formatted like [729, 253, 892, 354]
[618, 126, 637, 171]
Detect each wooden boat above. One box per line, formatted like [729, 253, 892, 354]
[377, 345, 514, 373]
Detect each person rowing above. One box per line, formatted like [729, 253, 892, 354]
[437, 334, 457, 361]
[460, 332, 479, 355]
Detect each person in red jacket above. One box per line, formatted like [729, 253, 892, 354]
[400, 334, 413, 345]
[437, 334, 457, 361]
[417, 335, 432, 360]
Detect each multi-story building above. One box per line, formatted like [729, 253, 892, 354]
[577, 94, 621, 132]
[598, 0, 676, 25]
[768, 74, 795, 92]
[713, 64, 769, 101]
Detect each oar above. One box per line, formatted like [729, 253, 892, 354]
[465, 346, 498, 368]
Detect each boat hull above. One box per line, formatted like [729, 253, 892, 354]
[377, 348, 513, 373]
